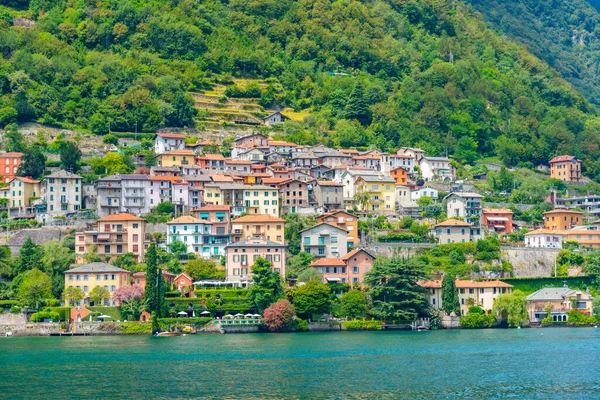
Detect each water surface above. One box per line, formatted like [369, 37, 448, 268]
[1, 329, 599, 399]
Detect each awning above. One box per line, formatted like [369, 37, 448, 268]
[325, 277, 341, 282]
[487, 217, 509, 221]
[494, 225, 507, 229]
[216, 212, 226, 217]
[232, 224, 243, 230]
[199, 213, 209, 218]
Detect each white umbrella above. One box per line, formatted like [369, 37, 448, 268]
[97, 314, 112, 320]
[244, 314, 253, 318]
[177, 311, 188, 316]
[224, 314, 234, 319]
[200, 311, 211, 315]
[253, 314, 261, 318]
[234, 313, 243, 317]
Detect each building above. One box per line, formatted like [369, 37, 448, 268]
[262, 178, 309, 214]
[0, 176, 41, 211]
[197, 154, 226, 171]
[341, 248, 375, 285]
[555, 194, 600, 216]
[456, 280, 513, 315]
[411, 187, 439, 201]
[173, 272, 195, 296]
[96, 174, 151, 217]
[191, 205, 231, 241]
[0, 152, 23, 182]
[524, 228, 563, 249]
[313, 181, 344, 211]
[389, 154, 415, 174]
[132, 269, 176, 289]
[41, 170, 83, 217]
[420, 156, 453, 181]
[482, 208, 514, 233]
[157, 150, 196, 168]
[390, 167, 409, 185]
[148, 176, 189, 214]
[64, 262, 131, 306]
[354, 176, 397, 213]
[543, 209, 582, 231]
[301, 222, 348, 258]
[230, 214, 285, 243]
[154, 132, 185, 154]
[445, 192, 483, 225]
[224, 238, 287, 286]
[549, 155, 582, 183]
[434, 219, 481, 244]
[397, 147, 425, 163]
[75, 213, 146, 263]
[167, 215, 214, 256]
[262, 111, 289, 126]
[526, 287, 593, 324]
[317, 210, 359, 250]
[561, 226, 600, 249]
[420, 280, 443, 310]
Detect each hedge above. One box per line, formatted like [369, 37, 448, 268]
[343, 320, 383, 331]
[0, 300, 19, 308]
[377, 232, 423, 243]
[501, 277, 593, 295]
[30, 310, 60, 322]
[118, 322, 152, 334]
[47, 307, 71, 322]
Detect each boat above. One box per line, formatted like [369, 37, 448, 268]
[156, 331, 182, 337]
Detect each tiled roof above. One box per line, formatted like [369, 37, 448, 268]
[65, 262, 129, 274]
[225, 237, 286, 248]
[194, 205, 230, 211]
[455, 280, 513, 288]
[157, 133, 185, 139]
[419, 280, 442, 289]
[0, 152, 24, 158]
[435, 219, 471, 227]
[225, 159, 251, 165]
[97, 213, 145, 222]
[149, 176, 188, 184]
[300, 222, 347, 234]
[14, 177, 40, 184]
[341, 248, 375, 261]
[158, 150, 195, 156]
[199, 154, 226, 160]
[524, 227, 563, 236]
[261, 177, 290, 185]
[483, 208, 513, 214]
[45, 170, 83, 179]
[268, 140, 298, 147]
[168, 216, 206, 224]
[544, 209, 583, 215]
[549, 155, 578, 163]
[526, 287, 588, 301]
[232, 215, 285, 223]
[317, 180, 343, 186]
[311, 258, 346, 267]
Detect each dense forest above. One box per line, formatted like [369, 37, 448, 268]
[468, 0, 600, 105]
[2, 0, 600, 178]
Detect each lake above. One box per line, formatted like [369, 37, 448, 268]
[1, 329, 600, 399]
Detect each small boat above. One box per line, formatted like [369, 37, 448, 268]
[156, 331, 182, 337]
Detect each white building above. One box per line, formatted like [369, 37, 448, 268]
[411, 187, 439, 201]
[154, 132, 185, 154]
[420, 156, 453, 181]
[445, 192, 483, 226]
[167, 215, 223, 257]
[262, 111, 289, 126]
[524, 228, 563, 249]
[434, 219, 482, 244]
[42, 170, 83, 217]
[390, 154, 415, 174]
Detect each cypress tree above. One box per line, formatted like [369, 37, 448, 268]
[442, 273, 460, 316]
[343, 81, 371, 126]
[144, 242, 158, 315]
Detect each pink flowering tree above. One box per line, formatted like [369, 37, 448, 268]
[263, 299, 296, 332]
[112, 284, 144, 320]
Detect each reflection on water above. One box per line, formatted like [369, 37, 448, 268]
[2, 329, 600, 399]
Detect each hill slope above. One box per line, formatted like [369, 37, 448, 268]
[467, 0, 600, 105]
[1, 0, 600, 177]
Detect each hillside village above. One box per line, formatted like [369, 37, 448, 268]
[1, 114, 600, 330]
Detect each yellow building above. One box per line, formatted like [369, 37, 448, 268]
[157, 150, 196, 167]
[354, 176, 397, 214]
[0, 176, 41, 209]
[243, 185, 280, 216]
[231, 214, 285, 243]
[75, 213, 146, 264]
[64, 262, 131, 306]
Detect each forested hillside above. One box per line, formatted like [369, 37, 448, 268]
[2, 0, 600, 177]
[468, 0, 600, 105]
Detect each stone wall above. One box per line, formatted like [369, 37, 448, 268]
[0, 323, 61, 336]
[0, 312, 26, 325]
[502, 247, 560, 278]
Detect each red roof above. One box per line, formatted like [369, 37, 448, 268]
[98, 213, 145, 222]
[419, 280, 442, 289]
[311, 258, 346, 267]
[194, 205, 230, 211]
[549, 155, 578, 163]
[341, 248, 375, 261]
[0, 152, 24, 158]
[149, 176, 188, 184]
[157, 133, 185, 139]
[232, 215, 285, 223]
[199, 154, 225, 161]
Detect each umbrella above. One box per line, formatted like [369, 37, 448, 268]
[244, 314, 253, 318]
[253, 314, 261, 318]
[97, 315, 112, 320]
[200, 311, 211, 315]
[177, 311, 188, 316]
[224, 314, 234, 319]
[234, 313, 243, 317]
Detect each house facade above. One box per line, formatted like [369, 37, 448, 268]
[445, 192, 483, 225]
[42, 170, 83, 217]
[543, 209, 582, 231]
[301, 222, 348, 258]
[0, 152, 23, 182]
[231, 214, 285, 243]
[549, 155, 582, 183]
[154, 133, 185, 154]
[524, 228, 563, 248]
[354, 176, 397, 213]
[224, 238, 287, 286]
[482, 208, 514, 233]
[317, 210, 358, 249]
[64, 262, 131, 306]
[526, 287, 593, 324]
[435, 219, 481, 244]
[456, 280, 513, 315]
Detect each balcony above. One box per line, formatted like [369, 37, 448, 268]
[319, 230, 331, 236]
[181, 159, 189, 165]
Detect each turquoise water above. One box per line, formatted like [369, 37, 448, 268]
[1, 329, 600, 399]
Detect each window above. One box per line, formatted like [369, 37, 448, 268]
[111, 274, 116, 280]
[480, 288, 484, 294]
[352, 266, 359, 274]
[96, 275, 101, 280]
[133, 223, 138, 229]
[274, 254, 280, 262]
[83, 274, 89, 281]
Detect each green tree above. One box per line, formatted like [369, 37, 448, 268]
[442, 273, 460, 316]
[169, 239, 188, 256]
[460, 306, 495, 328]
[102, 134, 119, 145]
[340, 290, 368, 319]
[291, 280, 332, 319]
[364, 257, 428, 322]
[354, 190, 371, 211]
[41, 239, 75, 299]
[184, 258, 224, 281]
[454, 136, 479, 164]
[14, 237, 43, 276]
[248, 257, 283, 312]
[17, 147, 46, 178]
[155, 202, 175, 215]
[492, 290, 528, 328]
[286, 251, 314, 279]
[113, 253, 139, 272]
[343, 81, 371, 126]
[4, 124, 25, 152]
[64, 286, 85, 306]
[0, 245, 12, 278]
[144, 242, 162, 317]
[59, 141, 82, 172]
[17, 269, 52, 309]
[89, 286, 111, 306]
[297, 268, 323, 283]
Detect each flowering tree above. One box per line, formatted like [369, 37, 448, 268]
[112, 284, 144, 320]
[263, 299, 296, 332]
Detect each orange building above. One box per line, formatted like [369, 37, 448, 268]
[550, 155, 581, 182]
[317, 210, 359, 249]
[543, 209, 583, 231]
[482, 208, 514, 233]
[390, 167, 409, 185]
[0, 152, 24, 182]
[132, 268, 176, 289]
[310, 248, 375, 285]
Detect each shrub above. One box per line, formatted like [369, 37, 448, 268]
[566, 310, 598, 326]
[30, 310, 60, 322]
[118, 322, 152, 334]
[263, 299, 295, 332]
[377, 232, 423, 243]
[295, 317, 308, 331]
[102, 134, 119, 145]
[460, 307, 496, 328]
[343, 320, 383, 331]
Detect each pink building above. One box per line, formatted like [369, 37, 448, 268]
[310, 249, 375, 285]
[224, 237, 287, 287]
